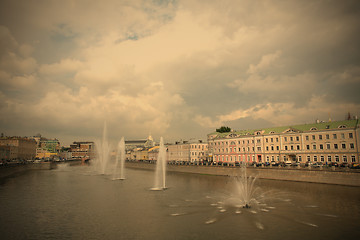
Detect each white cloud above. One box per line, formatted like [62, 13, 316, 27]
[247, 51, 282, 74]
[1, 0, 360, 145]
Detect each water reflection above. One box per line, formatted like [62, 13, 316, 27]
[0, 165, 359, 240]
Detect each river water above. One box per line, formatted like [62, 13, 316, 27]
[0, 164, 359, 240]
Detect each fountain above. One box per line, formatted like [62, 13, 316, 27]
[112, 137, 126, 180]
[151, 137, 167, 190]
[93, 122, 111, 175]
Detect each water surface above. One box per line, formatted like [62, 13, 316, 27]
[0, 165, 359, 240]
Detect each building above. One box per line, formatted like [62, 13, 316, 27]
[29, 134, 61, 159]
[167, 141, 191, 164]
[207, 119, 360, 165]
[70, 142, 95, 160]
[125, 135, 155, 151]
[0, 136, 37, 162]
[190, 140, 208, 164]
[148, 146, 160, 162]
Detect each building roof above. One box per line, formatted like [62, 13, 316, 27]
[208, 119, 359, 139]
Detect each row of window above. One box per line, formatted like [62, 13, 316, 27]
[215, 154, 357, 163]
[213, 142, 355, 153]
[305, 143, 355, 150]
[211, 132, 355, 146]
[190, 145, 207, 150]
[305, 132, 353, 141]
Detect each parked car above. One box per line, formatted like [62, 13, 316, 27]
[291, 162, 300, 167]
[350, 163, 360, 169]
[271, 161, 279, 166]
[312, 162, 323, 168]
[328, 162, 339, 167]
[340, 162, 350, 168]
[285, 161, 292, 167]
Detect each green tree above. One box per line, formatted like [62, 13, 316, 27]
[216, 126, 231, 133]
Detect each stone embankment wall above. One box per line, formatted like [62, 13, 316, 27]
[126, 162, 360, 187]
[0, 162, 53, 179]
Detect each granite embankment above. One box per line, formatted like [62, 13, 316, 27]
[0, 161, 82, 179]
[126, 162, 360, 187]
[0, 162, 53, 179]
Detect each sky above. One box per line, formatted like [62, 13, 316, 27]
[0, 0, 360, 146]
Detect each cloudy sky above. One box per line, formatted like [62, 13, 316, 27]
[0, 0, 359, 146]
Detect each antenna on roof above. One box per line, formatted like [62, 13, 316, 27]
[328, 112, 331, 122]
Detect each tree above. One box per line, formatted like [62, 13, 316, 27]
[216, 126, 231, 133]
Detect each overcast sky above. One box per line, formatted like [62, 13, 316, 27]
[0, 0, 359, 146]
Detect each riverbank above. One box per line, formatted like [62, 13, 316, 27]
[126, 161, 360, 187]
[0, 162, 53, 179]
[0, 160, 82, 179]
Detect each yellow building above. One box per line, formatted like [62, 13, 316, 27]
[207, 119, 360, 165]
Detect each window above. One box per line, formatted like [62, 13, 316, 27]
[257, 147, 261, 151]
[291, 145, 294, 150]
[271, 138, 273, 143]
[320, 156, 325, 162]
[283, 156, 287, 161]
[312, 135, 316, 140]
[298, 156, 302, 162]
[341, 133, 345, 139]
[266, 138, 268, 143]
[276, 138, 279, 142]
[296, 136, 299, 141]
[349, 133, 353, 138]
[310, 127, 318, 131]
[342, 144, 346, 149]
[266, 156, 269, 161]
[285, 146, 288, 150]
[297, 145, 300, 150]
[307, 156, 311, 161]
[290, 137, 293, 141]
[335, 155, 339, 162]
[343, 155, 347, 162]
[266, 147, 269, 151]
[326, 134, 330, 139]
[277, 156, 280, 161]
[276, 146, 279, 150]
[333, 134, 337, 139]
[338, 125, 347, 129]
[284, 137, 287, 142]
[306, 136, 309, 141]
[320, 144, 323, 150]
[271, 146, 274, 151]
[314, 156, 318, 161]
[326, 144, 331, 150]
[319, 135, 322, 140]
[313, 145, 316, 150]
[350, 143, 354, 149]
[327, 155, 332, 162]
[306, 145, 310, 150]
[334, 144, 338, 149]
[271, 156, 274, 161]
[351, 156, 356, 162]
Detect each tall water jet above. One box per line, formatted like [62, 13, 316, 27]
[94, 122, 111, 175]
[112, 137, 126, 180]
[151, 137, 167, 190]
[222, 162, 260, 209]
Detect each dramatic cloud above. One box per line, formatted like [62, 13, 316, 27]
[0, 0, 359, 145]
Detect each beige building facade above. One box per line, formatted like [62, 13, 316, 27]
[0, 137, 37, 161]
[167, 142, 191, 163]
[207, 119, 360, 165]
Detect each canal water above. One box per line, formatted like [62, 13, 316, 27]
[0, 164, 359, 240]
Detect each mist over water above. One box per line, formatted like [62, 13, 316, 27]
[0, 166, 359, 240]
